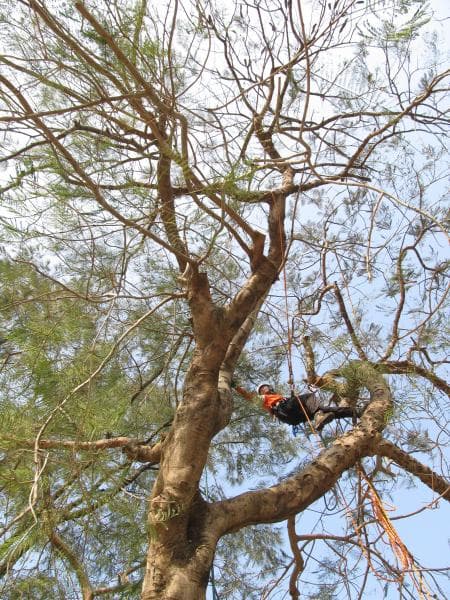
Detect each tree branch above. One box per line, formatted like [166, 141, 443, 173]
[374, 439, 450, 501]
[123, 441, 162, 465]
[215, 295, 268, 432]
[287, 516, 303, 600]
[377, 360, 450, 397]
[49, 529, 94, 600]
[4, 436, 138, 451]
[333, 283, 368, 361]
[213, 363, 392, 533]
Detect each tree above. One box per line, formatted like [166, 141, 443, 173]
[0, 0, 449, 598]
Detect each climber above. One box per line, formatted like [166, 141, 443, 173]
[233, 382, 358, 431]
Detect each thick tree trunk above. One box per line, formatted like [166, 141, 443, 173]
[140, 173, 294, 598]
[140, 350, 223, 600]
[141, 496, 218, 600]
[140, 362, 393, 598]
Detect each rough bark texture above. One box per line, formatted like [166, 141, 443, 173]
[2, 4, 448, 600]
[140, 194, 288, 597]
[374, 439, 450, 500]
[140, 361, 394, 599]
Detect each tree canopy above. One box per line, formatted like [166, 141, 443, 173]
[0, 1, 449, 598]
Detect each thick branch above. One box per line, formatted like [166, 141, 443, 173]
[377, 360, 450, 397]
[123, 441, 162, 464]
[184, 265, 224, 352]
[4, 436, 139, 451]
[214, 428, 378, 534]
[220, 294, 267, 378]
[213, 363, 392, 533]
[302, 335, 317, 383]
[225, 169, 293, 329]
[158, 151, 188, 273]
[374, 439, 450, 501]
[215, 295, 268, 432]
[4, 438, 161, 466]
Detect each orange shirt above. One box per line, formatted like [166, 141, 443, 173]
[261, 393, 284, 412]
[235, 386, 283, 413]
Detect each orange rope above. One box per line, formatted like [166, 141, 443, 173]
[295, 394, 319, 435]
[299, 429, 433, 597]
[362, 471, 432, 599]
[275, 207, 432, 598]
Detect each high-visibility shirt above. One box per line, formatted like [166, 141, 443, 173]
[235, 386, 283, 413]
[260, 393, 284, 412]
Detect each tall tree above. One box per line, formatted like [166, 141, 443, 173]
[0, 1, 448, 598]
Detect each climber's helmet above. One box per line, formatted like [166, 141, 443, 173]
[258, 383, 275, 395]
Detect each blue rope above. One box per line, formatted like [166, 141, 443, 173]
[204, 469, 220, 599]
[210, 563, 220, 600]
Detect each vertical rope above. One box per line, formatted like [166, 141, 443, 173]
[204, 469, 220, 599]
[278, 215, 294, 389]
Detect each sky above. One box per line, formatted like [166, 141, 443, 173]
[0, 0, 448, 598]
[207, 0, 450, 597]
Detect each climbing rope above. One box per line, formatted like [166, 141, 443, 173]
[204, 469, 220, 599]
[362, 470, 432, 599]
[294, 409, 432, 596]
[278, 213, 295, 390]
[275, 206, 430, 597]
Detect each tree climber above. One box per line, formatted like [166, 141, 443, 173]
[233, 383, 359, 431]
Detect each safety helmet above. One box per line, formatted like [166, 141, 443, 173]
[258, 383, 274, 394]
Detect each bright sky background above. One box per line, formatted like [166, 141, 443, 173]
[206, 1, 450, 597]
[0, 0, 447, 597]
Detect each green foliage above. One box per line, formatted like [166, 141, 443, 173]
[0, 249, 172, 593]
[0, 0, 448, 597]
[359, 1, 431, 44]
[2, 574, 61, 600]
[214, 524, 285, 598]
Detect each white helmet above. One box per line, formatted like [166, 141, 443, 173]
[258, 383, 274, 394]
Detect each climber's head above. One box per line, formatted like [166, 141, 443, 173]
[258, 383, 275, 395]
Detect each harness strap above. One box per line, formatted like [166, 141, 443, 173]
[294, 391, 318, 433]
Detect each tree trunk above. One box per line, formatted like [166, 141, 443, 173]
[141, 496, 217, 600]
[140, 362, 393, 598]
[140, 346, 223, 599]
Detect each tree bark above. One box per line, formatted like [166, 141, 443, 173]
[374, 439, 450, 501]
[141, 362, 392, 598]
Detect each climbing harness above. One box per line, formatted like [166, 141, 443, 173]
[292, 423, 301, 437]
